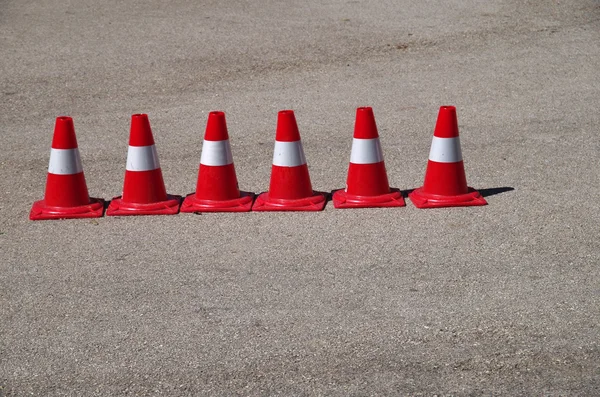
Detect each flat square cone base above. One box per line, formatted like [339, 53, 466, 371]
[30, 198, 105, 220]
[106, 194, 181, 216]
[408, 187, 487, 209]
[180, 191, 254, 213]
[252, 191, 327, 212]
[332, 188, 405, 209]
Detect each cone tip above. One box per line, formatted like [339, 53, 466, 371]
[129, 113, 155, 147]
[440, 105, 456, 111]
[433, 105, 459, 138]
[276, 110, 301, 142]
[353, 106, 379, 139]
[204, 111, 229, 141]
[51, 116, 78, 149]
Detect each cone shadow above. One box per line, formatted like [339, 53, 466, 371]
[400, 188, 415, 198]
[478, 186, 514, 197]
[402, 187, 513, 199]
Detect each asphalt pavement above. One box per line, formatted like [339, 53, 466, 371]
[1, 0, 599, 395]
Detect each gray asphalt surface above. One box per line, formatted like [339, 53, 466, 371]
[1, 0, 600, 395]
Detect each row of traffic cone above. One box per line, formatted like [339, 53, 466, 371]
[29, 106, 486, 220]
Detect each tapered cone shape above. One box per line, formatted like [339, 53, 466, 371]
[333, 107, 405, 208]
[181, 111, 253, 213]
[30, 117, 104, 220]
[107, 114, 181, 216]
[252, 110, 326, 211]
[408, 106, 486, 208]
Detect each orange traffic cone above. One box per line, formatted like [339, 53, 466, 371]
[107, 114, 181, 216]
[181, 111, 254, 212]
[252, 110, 326, 211]
[408, 106, 487, 208]
[333, 107, 405, 208]
[30, 117, 104, 220]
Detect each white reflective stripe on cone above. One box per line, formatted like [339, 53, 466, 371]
[272, 141, 307, 167]
[200, 140, 233, 166]
[48, 148, 83, 175]
[350, 138, 384, 164]
[429, 136, 463, 163]
[126, 145, 160, 171]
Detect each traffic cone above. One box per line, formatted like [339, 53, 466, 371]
[181, 111, 254, 212]
[107, 114, 181, 216]
[252, 110, 326, 211]
[30, 117, 104, 220]
[408, 106, 487, 208]
[333, 107, 405, 208]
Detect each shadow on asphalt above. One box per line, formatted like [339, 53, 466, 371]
[478, 186, 515, 197]
[400, 186, 514, 198]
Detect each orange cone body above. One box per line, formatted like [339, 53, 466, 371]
[408, 106, 486, 208]
[333, 107, 405, 208]
[181, 111, 253, 212]
[252, 110, 326, 211]
[30, 117, 104, 220]
[107, 114, 181, 216]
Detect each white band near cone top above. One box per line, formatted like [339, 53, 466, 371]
[48, 148, 83, 175]
[200, 140, 233, 166]
[272, 140, 307, 167]
[350, 138, 384, 164]
[429, 136, 463, 163]
[126, 145, 160, 171]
